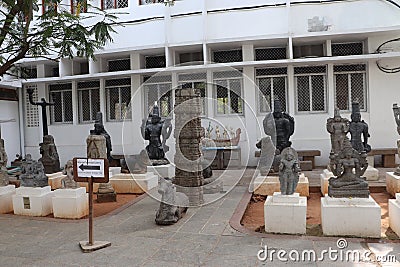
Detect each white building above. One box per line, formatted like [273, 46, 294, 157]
[1, 0, 400, 167]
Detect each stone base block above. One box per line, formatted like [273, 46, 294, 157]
[299, 160, 312, 171]
[389, 193, 400, 237]
[47, 171, 67, 190]
[96, 192, 117, 203]
[364, 166, 379, 181]
[0, 185, 16, 213]
[253, 174, 309, 197]
[78, 182, 100, 193]
[147, 164, 175, 178]
[110, 173, 158, 194]
[12, 186, 54, 216]
[109, 167, 121, 178]
[320, 169, 334, 195]
[321, 195, 381, 238]
[52, 188, 88, 219]
[264, 192, 307, 234]
[386, 172, 400, 197]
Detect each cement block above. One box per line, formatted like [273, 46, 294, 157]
[389, 194, 400, 237]
[52, 188, 88, 219]
[0, 185, 16, 213]
[264, 192, 307, 234]
[253, 174, 309, 197]
[386, 172, 400, 197]
[13, 186, 54, 216]
[147, 164, 175, 178]
[321, 195, 381, 238]
[364, 166, 379, 181]
[320, 169, 334, 195]
[110, 172, 158, 193]
[46, 171, 66, 190]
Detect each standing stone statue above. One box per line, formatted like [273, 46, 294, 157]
[279, 147, 301, 195]
[326, 108, 350, 155]
[39, 135, 60, 174]
[61, 160, 79, 189]
[349, 101, 371, 153]
[256, 135, 276, 176]
[20, 154, 48, 187]
[328, 137, 369, 198]
[141, 103, 172, 164]
[87, 112, 116, 203]
[0, 139, 9, 186]
[393, 103, 400, 175]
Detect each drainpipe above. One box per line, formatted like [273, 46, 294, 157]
[18, 86, 25, 157]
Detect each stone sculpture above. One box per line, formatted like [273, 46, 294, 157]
[279, 147, 301, 195]
[141, 103, 172, 164]
[393, 103, 400, 175]
[39, 135, 60, 174]
[0, 139, 9, 186]
[61, 160, 79, 189]
[328, 137, 369, 198]
[90, 112, 113, 162]
[20, 154, 48, 187]
[349, 101, 371, 153]
[120, 150, 151, 174]
[326, 108, 350, 154]
[256, 136, 276, 176]
[155, 178, 189, 225]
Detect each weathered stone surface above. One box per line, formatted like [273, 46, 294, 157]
[349, 101, 371, 153]
[61, 160, 79, 189]
[0, 138, 9, 186]
[39, 135, 60, 174]
[20, 154, 48, 187]
[326, 108, 349, 155]
[47, 171, 66, 190]
[121, 150, 151, 174]
[279, 147, 301, 195]
[255, 136, 275, 176]
[392, 103, 400, 175]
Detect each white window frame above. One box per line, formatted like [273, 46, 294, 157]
[143, 82, 173, 118]
[49, 84, 73, 124]
[256, 73, 288, 115]
[213, 77, 244, 116]
[77, 82, 100, 124]
[105, 79, 131, 122]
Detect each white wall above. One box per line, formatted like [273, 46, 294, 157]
[0, 100, 21, 165]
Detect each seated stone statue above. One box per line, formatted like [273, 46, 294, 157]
[278, 147, 301, 195]
[39, 135, 60, 174]
[155, 178, 189, 225]
[120, 150, 151, 174]
[20, 154, 48, 187]
[61, 160, 79, 189]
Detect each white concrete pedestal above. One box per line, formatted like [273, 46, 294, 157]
[253, 173, 309, 197]
[110, 172, 158, 193]
[52, 188, 88, 219]
[321, 195, 381, 238]
[386, 172, 400, 197]
[12, 186, 54, 216]
[364, 165, 379, 181]
[147, 164, 175, 178]
[389, 193, 400, 237]
[264, 192, 307, 234]
[109, 167, 121, 178]
[0, 185, 16, 213]
[320, 169, 334, 195]
[47, 171, 66, 190]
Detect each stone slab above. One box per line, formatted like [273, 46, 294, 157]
[264, 192, 307, 234]
[386, 172, 400, 197]
[320, 169, 334, 196]
[12, 186, 54, 216]
[389, 193, 400, 237]
[321, 195, 381, 238]
[110, 173, 158, 194]
[0, 185, 16, 213]
[47, 172, 67, 190]
[253, 173, 309, 197]
[147, 164, 175, 178]
[52, 187, 88, 219]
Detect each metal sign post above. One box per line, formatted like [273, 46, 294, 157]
[73, 158, 111, 252]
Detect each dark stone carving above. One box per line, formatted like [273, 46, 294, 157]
[61, 160, 79, 189]
[20, 154, 48, 187]
[120, 150, 151, 174]
[141, 103, 172, 163]
[279, 147, 301, 195]
[349, 101, 371, 153]
[90, 112, 113, 163]
[393, 103, 400, 175]
[256, 136, 276, 176]
[155, 178, 189, 225]
[0, 139, 9, 186]
[26, 88, 54, 137]
[39, 135, 60, 174]
[326, 108, 350, 155]
[328, 137, 369, 198]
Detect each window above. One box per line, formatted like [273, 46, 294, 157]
[24, 85, 39, 127]
[145, 55, 166, 69]
[332, 42, 363, 56]
[256, 68, 287, 113]
[144, 77, 172, 118]
[71, 0, 87, 14]
[255, 47, 287, 61]
[214, 71, 243, 115]
[178, 73, 207, 114]
[105, 78, 131, 121]
[334, 64, 367, 111]
[213, 49, 243, 63]
[102, 0, 128, 9]
[108, 58, 130, 72]
[49, 83, 73, 124]
[77, 81, 100, 123]
[20, 67, 37, 79]
[295, 66, 327, 113]
[293, 44, 324, 58]
[178, 52, 203, 65]
[140, 0, 164, 5]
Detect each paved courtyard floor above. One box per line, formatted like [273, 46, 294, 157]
[0, 168, 399, 266]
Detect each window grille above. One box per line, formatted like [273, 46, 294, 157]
[108, 58, 130, 72]
[295, 66, 327, 113]
[178, 52, 203, 65]
[293, 44, 324, 58]
[256, 68, 288, 113]
[145, 55, 166, 69]
[178, 73, 207, 115]
[144, 83, 172, 118]
[140, 0, 164, 4]
[105, 78, 131, 121]
[52, 67, 59, 77]
[49, 83, 73, 124]
[213, 49, 243, 63]
[143, 75, 171, 84]
[25, 85, 39, 127]
[78, 81, 100, 123]
[102, 0, 128, 9]
[214, 78, 243, 115]
[334, 64, 367, 111]
[79, 61, 89, 75]
[255, 47, 287, 61]
[332, 42, 363, 56]
[71, 0, 87, 14]
[20, 67, 37, 79]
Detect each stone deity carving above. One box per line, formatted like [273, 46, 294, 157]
[0, 139, 9, 186]
[256, 136, 276, 176]
[326, 108, 350, 154]
[349, 101, 371, 153]
[39, 135, 61, 174]
[141, 103, 172, 163]
[278, 147, 301, 195]
[61, 160, 79, 189]
[393, 103, 400, 175]
[90, 112, 113, 162]
[120, 149, 151, 174]
[20, 154, 48, 187]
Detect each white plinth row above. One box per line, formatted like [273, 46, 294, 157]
[253, 173, 309, 197]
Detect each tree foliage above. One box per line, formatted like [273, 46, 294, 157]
[0, 0, 119, 76]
